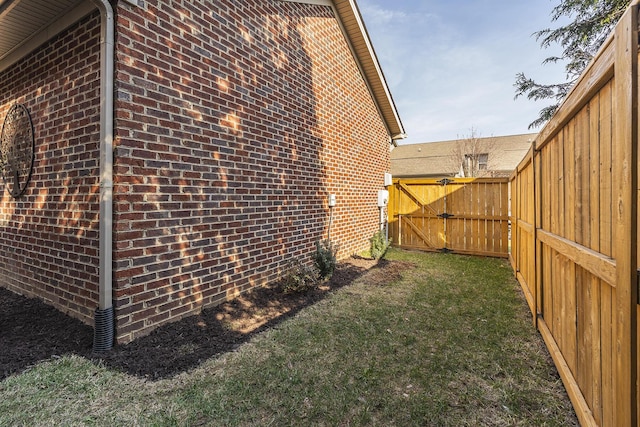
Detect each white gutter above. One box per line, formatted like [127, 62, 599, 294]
[89, 0, 114, 352]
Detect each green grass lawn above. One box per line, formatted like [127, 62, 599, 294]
[0, 249, 577, 426]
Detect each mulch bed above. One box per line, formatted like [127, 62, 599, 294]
[1, 257, 408, 381]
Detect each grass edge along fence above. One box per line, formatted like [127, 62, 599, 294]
[510, 2, 639, 425]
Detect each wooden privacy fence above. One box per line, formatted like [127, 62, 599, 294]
[511, 3, 638, 426]
[388, 178, 509, 258]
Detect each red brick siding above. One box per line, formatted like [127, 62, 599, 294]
[112, 0, 390, 342]
[0, 1, 392, 343]
[0, 13, 102, 324]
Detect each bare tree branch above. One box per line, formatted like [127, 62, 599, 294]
[449, 128, 498, 178]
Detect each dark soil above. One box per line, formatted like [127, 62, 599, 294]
[1, 257, 409, 381]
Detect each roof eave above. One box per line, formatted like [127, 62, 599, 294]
[332, 0, 406, 141]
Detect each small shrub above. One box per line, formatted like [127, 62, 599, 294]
[315, 239, 338, 279]
[281, 259, 319, 293]
[369, 231, 390, 260]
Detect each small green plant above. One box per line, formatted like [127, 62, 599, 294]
[281, 259, 319, 293]
[315, 239, 338, 279]
[369, 230, 390, 260]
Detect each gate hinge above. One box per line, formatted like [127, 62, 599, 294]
[437, 212, 454, 219]
[437, 178, 453, 186]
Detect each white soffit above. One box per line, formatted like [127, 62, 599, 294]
[0, 0, 94, 72]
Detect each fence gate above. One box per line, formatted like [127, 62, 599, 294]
[388, 178, 509, 258]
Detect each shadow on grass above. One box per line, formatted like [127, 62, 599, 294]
[1, 257, 402, 381]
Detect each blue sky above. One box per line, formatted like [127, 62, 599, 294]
[358, 0, 569, 144]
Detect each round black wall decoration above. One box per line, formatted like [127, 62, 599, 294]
[0, 104, 34, 198]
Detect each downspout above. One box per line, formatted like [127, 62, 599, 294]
[90, 0, 115, 352]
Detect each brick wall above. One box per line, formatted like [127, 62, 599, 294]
[0, 1, 392, 344]
[0, 13, 102, 324]
[112, 0, 391, 342]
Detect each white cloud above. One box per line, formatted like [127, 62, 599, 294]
[359, 4, 411, 25]
[358, 0, 569, 144]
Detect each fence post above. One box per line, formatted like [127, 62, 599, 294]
[533, 146, 541, 329]
[509, 172, 517, 272]
[613, 4, 639, 426]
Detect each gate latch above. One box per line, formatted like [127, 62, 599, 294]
[437, 178, 453, 186]
[437, 212, 454, 219]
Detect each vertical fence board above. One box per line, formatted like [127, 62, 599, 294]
[602, 284, 615, 426]
[588, 92, 604, 425]
[591, 275, 604, 425]
[557, 131, 565, 242]
[510, 173, 517, 270]
[600, 81, 613, 259]
[469, 185, 482, 251]
[577, 267, 594, 408]
[565, 121, 576, 244]
[589, 95, 601, 253]
[501, 183, 509, 255]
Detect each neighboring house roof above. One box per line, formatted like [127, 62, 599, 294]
[391, 133, 535, 178]
[0, 0, 406, 142]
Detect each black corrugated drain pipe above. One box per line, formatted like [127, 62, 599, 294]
[93, 306, 114, 352]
